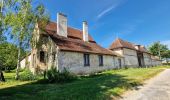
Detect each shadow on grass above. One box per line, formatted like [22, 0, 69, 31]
[0, 73, 143, 100]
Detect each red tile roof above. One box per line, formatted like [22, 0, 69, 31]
[109, 38, 136, 50]
[109, 38, 149, 53]
[138, 46, 148, 53]
[41, 22, 116, 56]
[45, 21, 95, 43]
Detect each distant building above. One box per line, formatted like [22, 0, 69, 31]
[20, 13, 161, 74]
[109, 38, 161, 67]
[162, 58, 170, 64]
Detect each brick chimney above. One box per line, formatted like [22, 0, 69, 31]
[57, 13, 67, 37]
[83, 21, 88, 42]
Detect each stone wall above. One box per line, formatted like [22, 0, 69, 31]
[123, 48, 139, 67]
[20, 55, 31, 69]
[28, 25, 58, 74]
[113, 49, 123, 56]
[114, 57, 125, 68]
[151, 60, 162, 66]
[143, 53, 152, 66]
[57, 51, 119, 74]
[20, 59, 26, 69]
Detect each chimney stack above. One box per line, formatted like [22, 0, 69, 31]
[57, 13, 67, 37]
[83, 21, 88, 42]
[135, 45, 140, 50]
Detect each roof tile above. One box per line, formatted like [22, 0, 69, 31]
[42, 22, 116, 56]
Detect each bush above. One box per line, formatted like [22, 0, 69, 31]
[45, 67, 77, 83]
[19, 69, 37, 81]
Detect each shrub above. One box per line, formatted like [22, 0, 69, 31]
[19, 69, 37, 81]
[123, 66, 128, 69]
[45, 67, 77, 83]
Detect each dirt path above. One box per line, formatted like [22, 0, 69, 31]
[120, 69, 170, 100]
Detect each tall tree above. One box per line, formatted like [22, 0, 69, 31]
[4, 0, 49, 79]
[0, 0, 5, 82]
[0, 0, 4, 42]
[148, 42, 169, 59]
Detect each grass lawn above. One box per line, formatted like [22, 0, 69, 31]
[0, 66, 169, 100]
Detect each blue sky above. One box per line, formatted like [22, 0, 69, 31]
[38, 0, 170, 48]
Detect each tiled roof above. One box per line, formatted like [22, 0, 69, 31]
[109, 38, 149, 53]
[46, 30, 115, 56]
[41, 22, 116, 56]
[109, 38, 136, 50]
[138, 46, 148, 53]
[44, 21, 95, 43]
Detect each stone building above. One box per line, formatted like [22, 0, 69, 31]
[20, 13, 161, 74]
[20, 53, 31, 69]
[21, 13, 124, 74]
[109, 38, 161, 67]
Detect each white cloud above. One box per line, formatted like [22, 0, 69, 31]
[161, 40, 170, 49]
[96, 0, 125, 20]
[97, 4, 118, 19]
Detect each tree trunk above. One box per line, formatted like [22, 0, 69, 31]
[15, 41, 21, 80]
[0, 69, 5, 82]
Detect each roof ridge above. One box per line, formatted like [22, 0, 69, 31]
[50, 20, 83, 32]
[48, 21, 96, 42]
[116, 38, 124, 47]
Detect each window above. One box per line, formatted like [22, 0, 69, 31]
[99, 55, 103, 66]
[118, 59, 121, 68]
[53, 53, 56, 62]
[40, 51, 45, 63]
[84, 54, 90, 66]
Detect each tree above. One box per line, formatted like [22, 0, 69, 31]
[4, 0, 49, 79]
[0, 51, 5, 82]
[162, 50, 170, 63]
[148, 42, 169, 59]
[0, 0, 5, 82]
[0, 42, 26, 71]
[0, 52, 5, 82]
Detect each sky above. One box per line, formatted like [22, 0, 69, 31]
[37, 0, 170, 48]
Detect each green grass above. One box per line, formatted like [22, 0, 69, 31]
[0, 66, 169, 100]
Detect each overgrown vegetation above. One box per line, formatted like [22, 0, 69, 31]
[19, 69, 39, 81]
[45, 67, 78, 83]
[0, 66, 169, 100]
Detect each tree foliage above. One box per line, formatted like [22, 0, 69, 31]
[0, 42, 26, 71]
[3, 0, 49, 79]
[4, 0, 49, 47]
[0, 0, 5, 43]
[162, 50, 170, 62]
[148, 42, 169, 59]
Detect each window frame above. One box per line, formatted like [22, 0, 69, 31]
[52, 53, 56, 62]
[84, 54, 90, 66]
[40, 51, 45, 63]
[98, 55, 103, 66]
